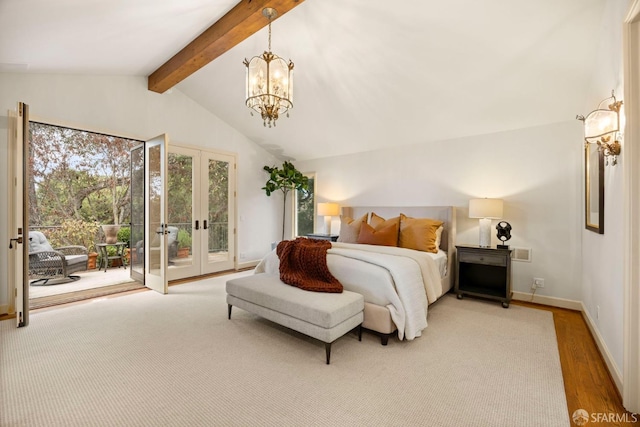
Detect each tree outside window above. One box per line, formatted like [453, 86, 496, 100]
[295, 174, 315, 237]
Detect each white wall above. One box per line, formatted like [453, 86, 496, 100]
[579, 0, 628, 376]
[298, 120, 584, 301]
[0, 73, 281, 314]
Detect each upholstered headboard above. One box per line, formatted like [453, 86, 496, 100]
[341, 206, 457, 293]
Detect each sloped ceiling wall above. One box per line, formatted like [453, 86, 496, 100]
[0, 0, 620, 161]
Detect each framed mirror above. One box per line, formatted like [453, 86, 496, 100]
[585, 143, 604, 234]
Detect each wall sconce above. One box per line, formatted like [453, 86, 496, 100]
[469, 198, 504, 247]
[577, 90, 623, 166]
[317, 202, 340, 235]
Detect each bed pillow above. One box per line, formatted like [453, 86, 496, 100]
[369, 212, 400, 230]
[399, 213, 444, 253]
[435, 225, 444, 249]
[357, 222, 399, 247]
[336, 213, 368, 243]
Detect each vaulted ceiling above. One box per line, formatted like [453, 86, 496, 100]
[0, 0, 619, 161]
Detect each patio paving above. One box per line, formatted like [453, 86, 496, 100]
[29, 267, 134, 299]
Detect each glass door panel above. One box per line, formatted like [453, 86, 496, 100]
[202, 153, 235, 274]
[130, 144, 144, 284]
[144, 135, 168, 294]
[167, 148, 200, 280]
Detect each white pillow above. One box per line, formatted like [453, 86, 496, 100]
[336, 213, 368, 243]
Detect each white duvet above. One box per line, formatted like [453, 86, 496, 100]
[254, 242, 445, 340]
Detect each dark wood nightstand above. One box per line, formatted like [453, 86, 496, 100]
[306, 234, 339, 242]
[455, 244, 512, 308]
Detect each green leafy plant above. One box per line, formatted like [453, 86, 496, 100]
[48, 219, 100, 253]
[177, 229, 192, 249]
[117, 226, 131, 247]
[262, 161, 309, 241]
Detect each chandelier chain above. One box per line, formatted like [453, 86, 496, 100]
[268, 21, 272, 52]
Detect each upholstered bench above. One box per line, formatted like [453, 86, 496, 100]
[226, 273, 364, 364]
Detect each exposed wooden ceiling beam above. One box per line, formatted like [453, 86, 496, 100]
[148, 0, 304, 94]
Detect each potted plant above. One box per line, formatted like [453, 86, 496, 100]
[176, 229, 192, 258]
[262, 161, 309, 241]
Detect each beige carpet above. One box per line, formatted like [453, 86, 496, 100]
[0, 271, 569, 426]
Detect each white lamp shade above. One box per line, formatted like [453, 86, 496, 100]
[317, 203, 340, 216]
[469, 198, 503, 219]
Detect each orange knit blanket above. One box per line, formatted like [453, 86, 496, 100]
[276, 237, 343, 293]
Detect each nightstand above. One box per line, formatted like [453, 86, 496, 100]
[306, 233, 339, 242]
[455, 244, 512, 308]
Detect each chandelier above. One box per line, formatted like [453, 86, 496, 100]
[243, 8, 294, 128]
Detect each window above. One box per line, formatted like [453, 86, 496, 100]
[295, 173, 315, 237]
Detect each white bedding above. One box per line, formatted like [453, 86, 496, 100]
[254, 242, 446, 341]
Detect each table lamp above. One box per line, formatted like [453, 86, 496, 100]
[317, 202, 340, 235]
[469, 198, 503, 247]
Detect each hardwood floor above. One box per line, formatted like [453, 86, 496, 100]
[513, 301, 640, 426]
[1, 288, 638, 425]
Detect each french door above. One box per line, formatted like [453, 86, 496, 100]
[9, 103, 29, 327]
[166, 146, 235, 281]
[143, 135, 169, 294]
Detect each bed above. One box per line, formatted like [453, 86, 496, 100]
[255, 206, 457, 344]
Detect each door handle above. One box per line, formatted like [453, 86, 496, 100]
[203, 220, 208, 230]
[156, 224, 166, 235]
[9, 237, 23, 249]
[195, 220, 199, 230]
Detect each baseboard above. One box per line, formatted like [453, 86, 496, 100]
[512, 291, 583, 311]
[236, 260, 259, 270]
[581, 302, 623, 394]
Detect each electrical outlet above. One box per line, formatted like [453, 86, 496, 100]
[240, 252, 246, 260]
[533, 278, 545, 288]
[597, 305, 600, 320]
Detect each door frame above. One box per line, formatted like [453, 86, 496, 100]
[623, 0, 640, 413]
[8, 103, 29, 327]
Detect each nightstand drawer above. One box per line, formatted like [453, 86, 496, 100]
[458, 251, 507, 267]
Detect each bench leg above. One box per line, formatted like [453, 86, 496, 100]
[228, 304, 232, 320]
[325, 342, 332, 365]
[358, 324, 362, 341]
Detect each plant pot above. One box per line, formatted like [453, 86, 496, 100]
[88, 252, 98, 270]
[177, 247, 190, 258]
[125, 248, 131, 263]
[101, 224, 121, 244]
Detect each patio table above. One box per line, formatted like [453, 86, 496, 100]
[96, 242, 128, 273]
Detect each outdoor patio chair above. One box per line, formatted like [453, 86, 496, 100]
[28, 231, 89, 285]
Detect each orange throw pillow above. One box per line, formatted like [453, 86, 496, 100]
[369, 212, 400, 231]
[357, 222, 399, 247]
[399, 213, 443, 253]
